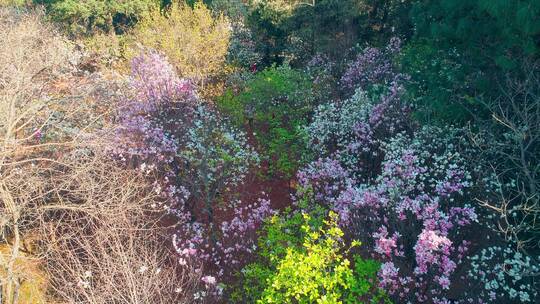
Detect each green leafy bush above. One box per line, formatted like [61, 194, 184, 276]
[234, 209, 389, 303]
[217, 65, 315, 178]
[37, 0, 158, 35]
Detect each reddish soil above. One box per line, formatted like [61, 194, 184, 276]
[237, 168, 293, 210]
[212, 123, 296, 222]
[157, 120, 296, 294]
[241, 125, 295, 211]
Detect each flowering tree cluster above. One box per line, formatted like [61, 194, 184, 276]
[355, 127, 479, 302]
[299, 126, 483, 302]
[299, 39, 539, 302]
[110, 51, 195, 213]
[303, 53, 343, 104]
[305, 81, 411, 182]
[110, 51, 275, 299]
[176, 104, 260, 222]
[174, 197, 276, 279]
[305, 120, 535, 303]
[309, 38, 413, 180]
[341, 37, 404, 92]
[468, 244, 538, 303]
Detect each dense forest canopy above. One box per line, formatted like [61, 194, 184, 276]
[0, 0, 539, 303]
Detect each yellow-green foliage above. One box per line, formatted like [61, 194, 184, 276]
[259, 212, 360, 303]
[250, 0, 307, 22]
[82, 31, 126, 69]
[0, 243, 48, 303]
[127, 1, 231, 86]
[236, 209, 389, 303]
[0, 0, 29, 7]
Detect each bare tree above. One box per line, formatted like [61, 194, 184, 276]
[0, 7, 201, 303]
[473, 58, 540, 254]
[38, 150, 201, 304]
[0, 7, 73, 302]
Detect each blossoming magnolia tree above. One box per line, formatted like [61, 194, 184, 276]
[110, 51, 275, 299]
[341, 37, 405, 93]
[302, 120, 482, 302]
[299, 39, 538, 302]
[305, 81, 412, 182]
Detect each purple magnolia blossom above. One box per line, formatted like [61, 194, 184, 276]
[109, 52, 272, 294]
[112, 51, 196, 163]
[299, 125, 480, 302]
[174, 197, 276, 278]
[341, 37, 404, 91]
[129, 51, 196, 112]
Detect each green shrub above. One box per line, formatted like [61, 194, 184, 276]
[37, 0, 158, 35]
[217, 65, 315, 178]
[234, 208, 389, 303]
